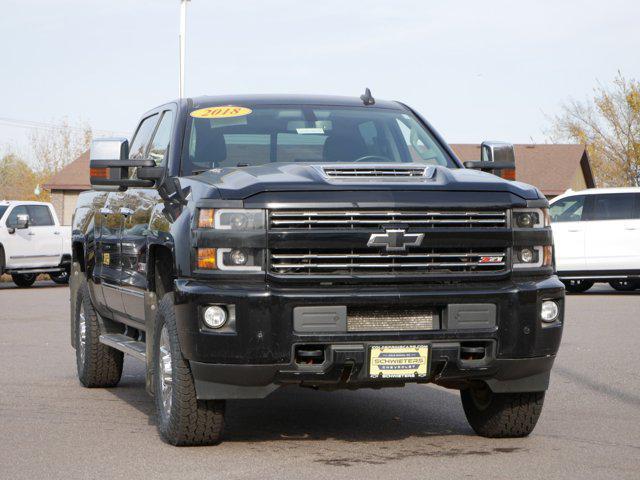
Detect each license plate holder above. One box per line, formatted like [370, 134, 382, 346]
[369, 344, 429, 379]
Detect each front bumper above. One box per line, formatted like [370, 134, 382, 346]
[173, 276, 564, 399]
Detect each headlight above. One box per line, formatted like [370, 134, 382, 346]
[195, 209, 266, 273]
[197, 209, 265, 230]
[217, 248, 262, 272]
[513, 245, 553, 269]
[512, 208, 549, 228]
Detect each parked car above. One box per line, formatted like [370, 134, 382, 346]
[0, 201, 72, 287]
[550, 187, 640, 293]
[70, 94, 564, 445]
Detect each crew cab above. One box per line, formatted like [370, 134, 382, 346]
[550, 187, 640, 292]
[0, 200, 71, 287]
[70, 94, 564, 446]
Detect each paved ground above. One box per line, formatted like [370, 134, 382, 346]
[0, 281, 639, 480]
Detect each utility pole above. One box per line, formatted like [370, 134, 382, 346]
[179, 0, 190, 99]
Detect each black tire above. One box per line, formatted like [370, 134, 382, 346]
[461, 384, 545, 438]
[609, 279, 640, 292]
[562, 279, 594, 294]
[50, 269, 70, 285]
[154, 293, 225, 446]
[11, 273, 36, 288]
[75, 280, 123, 387]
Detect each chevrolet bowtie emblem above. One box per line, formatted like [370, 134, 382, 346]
[367, 229, 424, 252]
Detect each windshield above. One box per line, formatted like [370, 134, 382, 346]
[182, 105, 457, 175]
[0, 206, 7, 221]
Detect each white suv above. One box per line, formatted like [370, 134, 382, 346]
[550, 187, 640, 293]
[0, 201, 72, 287]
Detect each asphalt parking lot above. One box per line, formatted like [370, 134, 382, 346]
[0, 282, 639, 480]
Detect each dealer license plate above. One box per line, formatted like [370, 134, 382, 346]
[369, 344, 429, 379]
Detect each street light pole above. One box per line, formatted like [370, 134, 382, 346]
[179, 0, 190, 99]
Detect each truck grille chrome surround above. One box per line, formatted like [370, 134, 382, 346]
[269, 210, 507, 230]
[322, 166, 431, 178]
[270, 248, 507, 276]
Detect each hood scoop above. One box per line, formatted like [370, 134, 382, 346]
[320, 165, 436, 180]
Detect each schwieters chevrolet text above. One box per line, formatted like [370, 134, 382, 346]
[70, 90, 564, 445]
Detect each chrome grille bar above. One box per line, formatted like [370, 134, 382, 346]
[270, 248, 507, 276]
[270, 210, 507, 229]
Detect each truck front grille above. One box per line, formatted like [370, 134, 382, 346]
[270, 248, 507, 276]
[269, 210, 507, 230]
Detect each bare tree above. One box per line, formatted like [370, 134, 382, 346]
[30, 118, 92, 180]
[549, 73, 640, 187]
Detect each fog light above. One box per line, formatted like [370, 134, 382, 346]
[541, 300, 559, 323]
[203, 306, 227, 329]
[230, 249, 248, 266]
[519, 248, 534, 263]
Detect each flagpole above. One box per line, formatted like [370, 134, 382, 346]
[179, 0, 190, 99]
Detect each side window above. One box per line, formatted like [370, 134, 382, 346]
[129, 114, 159, 159]
[550, 196, 585, 223]
[6, 205, 28, 227]
[588, 193, 636, 221]
[147, 110, 174, 166]
[27, 206, 54, 226]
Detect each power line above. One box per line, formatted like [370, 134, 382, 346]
[0, 116, 129, 136]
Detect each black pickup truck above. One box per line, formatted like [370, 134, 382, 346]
[70, 93, 564, 446]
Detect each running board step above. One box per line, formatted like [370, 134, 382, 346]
[99, 334, 146, 361]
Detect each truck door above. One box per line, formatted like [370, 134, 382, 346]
[96, 194, 126, 316]
[3, 204, 60, 268]
[120, 192, 156, 321]
[584, 193, 640, 271]
[117, 112, 162, 322]
[549, 195, 586, 273]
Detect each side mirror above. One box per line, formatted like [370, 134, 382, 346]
[463, 141, 516, 180]
[89, 138, 163, 190]
[14, 213, 30, 231]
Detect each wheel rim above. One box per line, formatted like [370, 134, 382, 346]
[78, 303, 87, 365]
[158, 326, 173, 419]
[470, 384, 493, 411]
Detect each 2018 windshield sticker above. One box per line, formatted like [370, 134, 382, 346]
[190, 106, 252, 119]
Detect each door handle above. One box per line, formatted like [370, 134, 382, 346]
[567, 228, 582, 232]
[100, 207, 114, 216]
[53, 231, 61, 235]
[120, 207, 134, 216]
[624, 226, 638, 230]
[28, 232, 36, 236]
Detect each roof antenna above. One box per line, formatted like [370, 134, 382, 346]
[360, 88, 375, 106]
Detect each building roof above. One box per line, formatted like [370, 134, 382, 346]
[43, 151, 90, 191]
[44, 143, 596, 196]
[450, 144, 595, 196]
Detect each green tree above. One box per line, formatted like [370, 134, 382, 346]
[0, 154, 39, 201]
[549, 72, 640, 187]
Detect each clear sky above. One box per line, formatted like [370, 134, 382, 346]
[1, 0, 639, 163]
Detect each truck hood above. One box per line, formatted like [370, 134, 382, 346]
[192, 163, 542, 201]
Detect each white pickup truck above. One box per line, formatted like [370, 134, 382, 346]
[0, 201, 72, 287]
